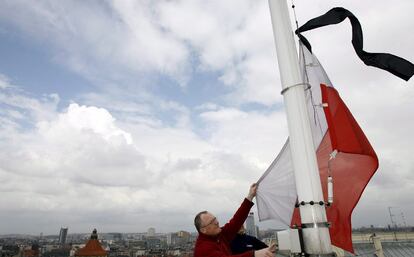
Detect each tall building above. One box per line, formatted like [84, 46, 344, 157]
[246, 212, 257, 237]
[147, 227, 156, 237]
[167, 233, 176, 246]
[58, 227, 68, 245]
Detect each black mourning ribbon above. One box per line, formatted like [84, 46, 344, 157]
[295, 7, 414, 81]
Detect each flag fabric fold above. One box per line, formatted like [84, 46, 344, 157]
[257, 42, 379, 253]
[256, 140, 296, 228]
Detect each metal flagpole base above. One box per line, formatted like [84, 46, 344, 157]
[292, 253, 337, 257]
[296, 225, 336, 257]
[308, 254, 337, 257]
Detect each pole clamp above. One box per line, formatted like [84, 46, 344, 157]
[301, 222, 331, 229]
[280, 82, 311, 95]
[295, 201, 331, 207]
[305, 253, 337, 257]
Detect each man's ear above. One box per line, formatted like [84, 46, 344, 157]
[200, 227, 206, 234]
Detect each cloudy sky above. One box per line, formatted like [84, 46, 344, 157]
[0, 0, 413, 235]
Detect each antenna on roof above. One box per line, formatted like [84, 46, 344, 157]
[388, 207, 397, 229]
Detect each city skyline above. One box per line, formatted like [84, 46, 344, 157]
[0, 0, 413, 234]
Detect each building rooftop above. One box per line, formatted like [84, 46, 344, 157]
[75, 229, 107, 257]
[349, 241, 414, 257]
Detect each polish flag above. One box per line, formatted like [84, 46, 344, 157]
[257, 43, 378, 253]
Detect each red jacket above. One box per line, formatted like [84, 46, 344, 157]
[194, 198, 255, 257]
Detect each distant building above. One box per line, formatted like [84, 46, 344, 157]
[42, 247, 70, 257]
[59, 228, 68, 245]
[167, 233, 177, 246]
[103, 233, 123, 242]
[246, 212, 257, 237]
[133, 249, 146, 257]
[21, 244, 40, 257]
[177, 231, 190, 239]
[147, 228, 155, 237]
[146, 238, 161, 249]
[128, 240, 146, 250]
[167, 231, 191, 247]
[0, 245, 20, 257]
[112, 233, 123, 242]
[75, 229, 107, 257]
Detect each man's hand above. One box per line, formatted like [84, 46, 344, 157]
[247, 183, 258, 202]
[268, 242, 277, 253]
[254, 243, 275, 257]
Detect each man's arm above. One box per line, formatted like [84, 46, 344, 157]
[221, 184, 257, 241]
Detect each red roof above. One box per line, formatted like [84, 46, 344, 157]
[75, 229, 107, 257]
[24, 249, 39, 257]
[75, 240, 107, 256]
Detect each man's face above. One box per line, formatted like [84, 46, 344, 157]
[200, 212, 222, 236]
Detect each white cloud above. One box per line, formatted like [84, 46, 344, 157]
[0, 73, 12, 89]
[200, 107, 288, 168]
[0, 81, 59, 126]
[0, 86, 281, 233]
[0, 0, 413, 234]
[0, 1, 190, 88]
[109, 1, 190, 84]
[1, 0, 283, 105]
[44, 103, 133, 144]
[158, 0, 281, 105]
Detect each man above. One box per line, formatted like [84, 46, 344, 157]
[193, 183, 275, 257]
[230, 226, 268, 254]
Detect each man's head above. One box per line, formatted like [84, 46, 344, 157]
[194, 211, 222, 236]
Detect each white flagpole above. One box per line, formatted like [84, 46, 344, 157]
[268, 0, 332, 254]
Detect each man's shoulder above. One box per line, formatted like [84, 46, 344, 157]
[195, 234, 218, 246]
[194, 236, 219, 256]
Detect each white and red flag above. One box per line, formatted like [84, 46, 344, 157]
[257, 42, 378, 253]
